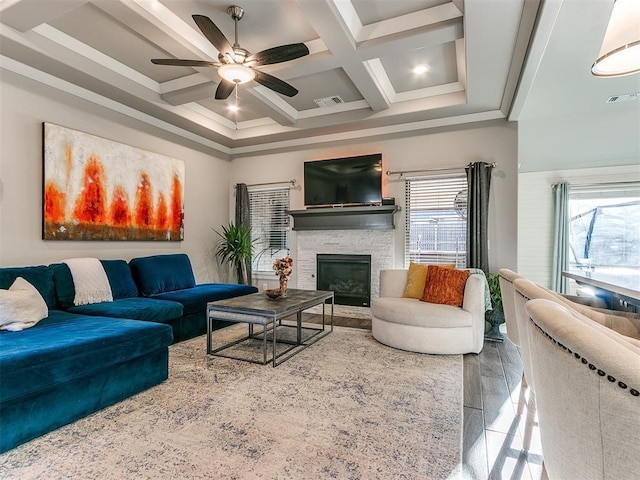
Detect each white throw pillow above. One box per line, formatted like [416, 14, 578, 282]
[0, 277, 49, 331]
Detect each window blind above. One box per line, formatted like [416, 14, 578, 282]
[404, 174, 467, 268]
[249, 187, 290, 273]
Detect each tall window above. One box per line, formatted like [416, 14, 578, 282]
[405, 174, 467, 268]
[249, 187, 290, 273]
[568, 182, 640, 273]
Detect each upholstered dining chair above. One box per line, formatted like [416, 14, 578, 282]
[513, 277, 640, 392]
[499, 268, 611, 349]
[524, 298, 640, 480]
[498, 269, 522, 346]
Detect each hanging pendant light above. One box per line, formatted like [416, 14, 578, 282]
[591, 0, 640, 78]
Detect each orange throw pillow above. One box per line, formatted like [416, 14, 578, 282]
[421, 265, 470, 307]
[403, 263, 456, 299]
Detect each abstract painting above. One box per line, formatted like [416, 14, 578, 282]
[43, 123, 185, 241]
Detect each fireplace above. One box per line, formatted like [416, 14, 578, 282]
[316, 254, 371, 307]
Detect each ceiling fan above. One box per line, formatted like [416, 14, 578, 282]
[151, 5, 309, 100]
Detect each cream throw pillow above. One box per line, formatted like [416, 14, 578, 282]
[0, 277, 49, 331]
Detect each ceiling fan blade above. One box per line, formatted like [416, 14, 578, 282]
[215, 79, 236, 100]
[192, 14, 233, 56]
[253, 70, 299, 97]
[151, 59, 220, 67]
[246, 43, 309, 66]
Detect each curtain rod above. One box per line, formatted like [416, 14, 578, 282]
[386, 162, 496, 177]
[236, 179, 296, 188]
[551, 180, 639, 188]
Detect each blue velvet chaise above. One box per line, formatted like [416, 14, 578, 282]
[0, 254, 257, 453]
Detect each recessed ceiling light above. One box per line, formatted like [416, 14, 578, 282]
[228, 104, 239, 112]
[412, 64, 429, 74]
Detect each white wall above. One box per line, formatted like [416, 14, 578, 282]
[0, 70, 230, 283]
[517, 102, 640, 288]
[518, 165, 640, 288]
[229, 120, 519, 287]
[518, 108, 640, 173]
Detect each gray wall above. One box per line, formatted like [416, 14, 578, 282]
[0, 69, 519, 283]
[229, 120, 519, 285]
[0, 70, 230, 283]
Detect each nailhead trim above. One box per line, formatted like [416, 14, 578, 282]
[531, 320, 638, 398]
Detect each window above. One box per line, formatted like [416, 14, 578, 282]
[249, 187, 290, 273]
[405, 174, 467, 268]
[568, 182, 640, 272]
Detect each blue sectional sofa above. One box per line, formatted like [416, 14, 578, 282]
[0, 254, 257, 453]
[128, 254, 257, 342]
[50, 254, 257, 343]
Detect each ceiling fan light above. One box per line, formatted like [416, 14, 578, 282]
[218, 63, 256, 84]
[592, 0, 640, 77]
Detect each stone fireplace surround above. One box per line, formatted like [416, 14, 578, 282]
[296, 229, 395, 319]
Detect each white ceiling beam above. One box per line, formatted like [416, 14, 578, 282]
[247, 87, 298, 126]
[32, 24, 157, 90]
[296, 100, 369, 119]
[0, 22, 237, 140]
[126, 0, 220, 60]
[356, 20, 463, 61]
[230, 110, 504, 156]
[159, 73, 212, 95]
[1, 54, 232, 155]
[0, 0, 87, 32]
[357, 3, 462, 42]
[91, 0, 221, 84]
[508, 0, 562, 121]
[464, 0, 526, 107]
[296, 0, 390, 111]
[160, 81, 216, 106]
[500, 0, 541, 117]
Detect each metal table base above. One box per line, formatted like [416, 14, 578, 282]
[207, 289, 334, 367]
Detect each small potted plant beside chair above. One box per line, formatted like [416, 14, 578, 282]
[485, 272, 505, 341]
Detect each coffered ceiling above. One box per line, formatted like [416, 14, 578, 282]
[0, 0, 573, 157]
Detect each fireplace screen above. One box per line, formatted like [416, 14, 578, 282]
[316, 254, 371, 307]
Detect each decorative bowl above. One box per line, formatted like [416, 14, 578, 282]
[264, 289, 282, 300]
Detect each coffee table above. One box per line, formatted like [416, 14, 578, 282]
[206, 289, 334, 367]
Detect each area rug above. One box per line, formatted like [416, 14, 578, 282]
[0, 326, 463, 479]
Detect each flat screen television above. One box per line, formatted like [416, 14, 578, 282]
[304, 153, 382, 207]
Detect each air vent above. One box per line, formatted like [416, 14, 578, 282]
[314, 96, 344, 108]
[606, 92, 639, 103]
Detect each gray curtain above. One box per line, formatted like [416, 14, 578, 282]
[466, 162, 494, 272]
[551, 182, 569, 293]
[235, 183, 252, 285]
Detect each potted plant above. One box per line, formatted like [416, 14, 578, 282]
[213, 223, 256, 285]
[485, 272, 505, 341]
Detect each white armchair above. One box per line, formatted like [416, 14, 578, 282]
[371, 269, 485, 354]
